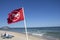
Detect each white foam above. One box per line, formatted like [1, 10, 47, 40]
[31, 33, 44, 36]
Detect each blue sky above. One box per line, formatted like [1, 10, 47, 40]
[0, 0, 60, 28]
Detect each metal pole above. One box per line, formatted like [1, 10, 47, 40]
[22, 8, 28, 40]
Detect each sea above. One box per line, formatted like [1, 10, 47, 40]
[0, 27, 60, 40]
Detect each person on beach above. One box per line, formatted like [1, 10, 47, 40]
[4, 32, 6, 37]
[1, 32, 14, 39]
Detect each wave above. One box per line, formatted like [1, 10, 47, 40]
[32, 33, 44, 36]
[27, 32, 45, 37]
[27, 32, 60, 40]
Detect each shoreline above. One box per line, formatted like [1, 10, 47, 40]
[0, 30, 44, 40]
[0, 30, 59, 40]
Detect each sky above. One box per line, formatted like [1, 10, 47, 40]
[0, 0, 60, 28]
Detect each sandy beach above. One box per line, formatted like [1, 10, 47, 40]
[0, 30, 59, 40]
[0, 30, 46, 40]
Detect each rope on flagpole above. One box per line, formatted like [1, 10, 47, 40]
[22, 8, 29, 40]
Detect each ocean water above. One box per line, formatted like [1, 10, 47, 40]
[0, 27, 60, 40]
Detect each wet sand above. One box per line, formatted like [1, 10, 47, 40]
[0, 30, 59, 40]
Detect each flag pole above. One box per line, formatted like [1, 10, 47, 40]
[22, 7, 29, 40]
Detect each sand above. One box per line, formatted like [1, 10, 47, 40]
[0, 30, 59, 40]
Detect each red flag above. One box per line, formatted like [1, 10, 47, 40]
[7, 8, 24, 24]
